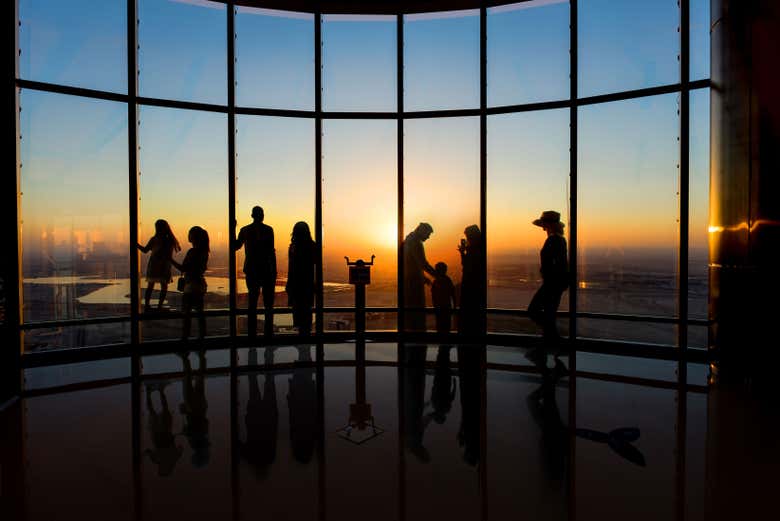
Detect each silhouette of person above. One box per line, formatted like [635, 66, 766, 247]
[171, 226, 209, 341]
[180, 352, 210, 468]
[527, 359, 569, 483]
[457, 344, 484, 466]
[143, 381, 183, 477]
[458, 225, 486, 336]
[403, 223, 436, 332]
[238, 348, 278, 478]
[287, 347, 317, 464]
[137, 219, 181, 313]
[432, 262, 456, 335]
[234, 206, 277, 338]
[527, 211, 569, 361]
[285, 222, 317, 336]
[424, 347, 457, 426]
[404, 345, 430, 462]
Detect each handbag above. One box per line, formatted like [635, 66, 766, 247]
[177, 277, 186, 292]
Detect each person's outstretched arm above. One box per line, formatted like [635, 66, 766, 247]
[232, 228, 242, 252]
[411, 240, 436, 277]
[171, 251, 188, 273]
[138, 238, 153, 253]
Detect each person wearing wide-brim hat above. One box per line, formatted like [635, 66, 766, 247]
[526, 211, 569, 365]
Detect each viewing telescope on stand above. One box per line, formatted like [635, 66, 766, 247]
[336, 255, 384, 445]
[345, 255, 375, 336]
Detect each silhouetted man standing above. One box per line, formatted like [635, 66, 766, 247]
[235, 206, 277, 338]
[403, 222, 436, 332]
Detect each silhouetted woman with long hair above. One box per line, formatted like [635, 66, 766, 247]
[458, 224, 486, 336]
[285, 222, 317, 336]
[172, 226, 209, 341]
[138, 219, 181, 312]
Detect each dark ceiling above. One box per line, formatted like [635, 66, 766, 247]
[223, 0, 528, 15]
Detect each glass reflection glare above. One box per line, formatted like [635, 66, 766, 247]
[20, 90, 129, 326]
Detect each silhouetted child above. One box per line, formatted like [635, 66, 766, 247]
[424, 347, 457, 427]
[431, 262, 456, 334]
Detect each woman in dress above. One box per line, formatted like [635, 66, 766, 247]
[285, 221, 317, 336]
[137, 219, 181, 312]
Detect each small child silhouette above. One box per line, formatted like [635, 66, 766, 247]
[431, 262, 456, 334]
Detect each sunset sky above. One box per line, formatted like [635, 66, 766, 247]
[18, 0, 711, 281]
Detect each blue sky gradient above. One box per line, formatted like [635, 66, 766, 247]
[18, 0, 710, 261]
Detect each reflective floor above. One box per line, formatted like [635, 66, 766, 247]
[1, 343, 777, 521]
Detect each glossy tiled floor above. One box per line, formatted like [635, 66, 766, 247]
[1, 343, 776, 521]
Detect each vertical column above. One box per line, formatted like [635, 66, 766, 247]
[479, 6, 488, 521]
[568, 1, 578, 359]
[480, 6, 487, 320]
[676, 2, 690, 520]
[679, 0, 691, 358]
[228, 3, 237, 345]
[129, 0, 140, 348]
[568, 2, 578, 520]
[396, 14, 407, 521]
[128, 3, 143, 520]
[226, 6, 240, 521]
[397, 14, 405, 338]
[1, 0, 21, 402]
[709, 0, 780, 384]
[315, 13, 324, 336]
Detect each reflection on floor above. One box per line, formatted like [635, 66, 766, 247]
[2, 343, 778, 521]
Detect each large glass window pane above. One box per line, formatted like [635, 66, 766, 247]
[487, 1, 570, 107]
[235, 116, 314, 334]
[235, 7, 314, 110]
[578, 94, 680, 345]
[138, 0, 226, 104]
[138, 106, 228, 321]
[689, 88, 710, 347]
[487, 110, 570, 329]
[691, 0, 711, 81]
[323, 120, 397, 330]
[404, 10, 479, 111]
[19, 0, 127, 93]
[579, 0, 680, 97]
[404, 117, 479, 327]
[20, 90, 129, 325]
[322, 15, 396, 112]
